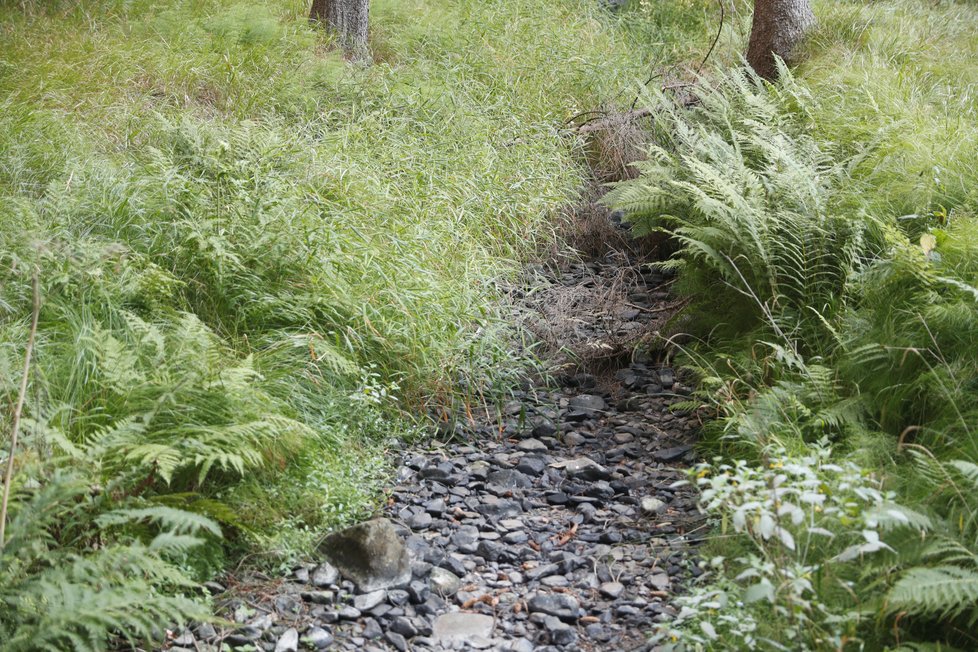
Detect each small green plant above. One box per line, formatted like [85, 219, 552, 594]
[655, 444, 926, 651]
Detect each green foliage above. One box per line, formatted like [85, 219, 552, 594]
[0, 474, 214, 651]
[0, 0, 718, 644]
[608, 2, 978, 642]
[656, 444, 927, 651]
[888, 566, 978, 627]
[605, 65, 882, 355]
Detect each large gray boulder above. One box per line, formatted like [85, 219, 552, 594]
[317, 518, 412, 592]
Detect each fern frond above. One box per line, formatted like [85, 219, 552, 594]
[887, 565, 978, 624]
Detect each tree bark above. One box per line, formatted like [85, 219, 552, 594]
[310, 0, 369, 60]
[746, 0, 815, 81]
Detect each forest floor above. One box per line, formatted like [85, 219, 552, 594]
[183, 210, 704, 652]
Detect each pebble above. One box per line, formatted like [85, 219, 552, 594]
[274, 628, 299, 652]
[527, 593, 580, 621]
[432, 612, 495, 641]
[516, 438, 548, 452]
[353, 590, 387, 611]
[429, 567, 461, 596]
[641, 496, 667, 515]
[311, 563, 339, 588]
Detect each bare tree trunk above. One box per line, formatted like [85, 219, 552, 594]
[746, 0, 815, 80]
[310, 0, 369, 61]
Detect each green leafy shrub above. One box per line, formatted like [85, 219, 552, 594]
[655, 445, 926, 651]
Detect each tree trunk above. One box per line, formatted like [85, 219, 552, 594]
[310, 0, 369, 60]
[746, 0, 815, 80]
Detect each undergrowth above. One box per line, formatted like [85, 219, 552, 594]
[608, 0, 978, 648]
[0, 0, 717, 646]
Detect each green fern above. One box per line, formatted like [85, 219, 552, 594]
[887, 566, 978, 626]
[0, 474, 214, 651]
[604, 67, 881, 357]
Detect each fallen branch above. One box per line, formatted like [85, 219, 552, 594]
[0, 269, 41, 550]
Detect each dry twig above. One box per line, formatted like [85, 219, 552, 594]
[0, 269, 41, 549]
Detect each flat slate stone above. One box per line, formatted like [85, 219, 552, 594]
[568, 394, 607, 413]
[654, 445, 693, 462]
[432, 612, 495, 642]
[516, 438, 549, 452]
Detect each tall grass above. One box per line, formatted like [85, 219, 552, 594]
[0, 0, 717, 646]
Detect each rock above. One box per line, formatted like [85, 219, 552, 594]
[274, 594, 302, 615]
[474, 497, 523, 519]
[654, 445, 693, 462]
[477, 539, 514, 563]
[362, 617, 383, 639]
[640, 496, 666, 515]
[274, 628, 299, 652]
[649, 573, 671, 590]
[432, 613, 495, 642]
[568, 394, 606, 413]
[430, 567, 462, 596]
[599, 581, 625, 599]
[338, 605, 362, 619]
[525, 562, 560, 581]
[195, 622, 217, 641]
[517, 438, 549, 452]
[318, 519, 412, 592]
[542, 615, 578, 646]
[408, 511, 433, 529]
[546, 492, 569, 505]
[503, 530, 528, 544]
[173, 630, 195, 646]
[600, 530, 623, 543]
[564, 432, 587, 447]
[424, 498, 446, 514]
[527, 593, 580, 621]
[407, 580, 430, 604]
[353, 590, 387, 611]
[311, 563, 340, 588]
[658, 368, 675, 388]
[558, 457, 611, 481]
[225, 626, 262, 647]
[516, 456, 546, 475]
[531, 417, 558, 438]
[438, 554, 468, 578]
[487, 469, 532, 489]
[388, 589, 410, 606]
[390, 616, 419, 638]
[301, 590, 334, 604]
[509, 639, 535, 652]
[585, 623, 614, 642]
[385, 631, 408, 651]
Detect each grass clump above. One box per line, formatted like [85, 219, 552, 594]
[607, 0, 978, 648]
